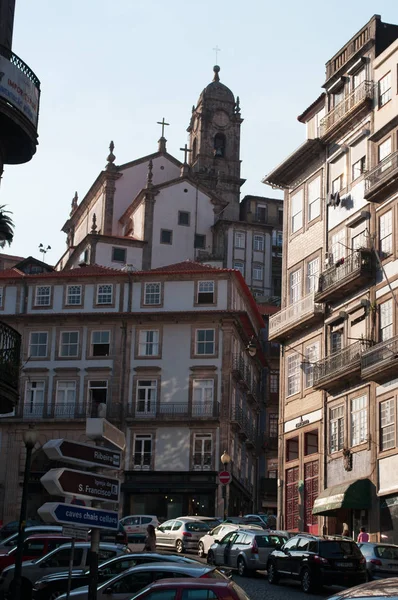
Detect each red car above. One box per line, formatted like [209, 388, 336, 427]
[0, 534, 76, 572]
[129, 578, 250, 600]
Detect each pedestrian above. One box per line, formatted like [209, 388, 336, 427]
[357, 527, 369, 543]
[342, 523, 350, 537]
[144, 524, 156, 552]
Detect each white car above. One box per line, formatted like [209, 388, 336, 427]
[119, 515, 159, 541]
[198, 523, 262, 557]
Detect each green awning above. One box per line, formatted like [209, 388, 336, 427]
[312, 478, 372, 516]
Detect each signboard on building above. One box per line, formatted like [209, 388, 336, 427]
[40, 468, 120, 503]
[38, 502, 119, 531]
[43, 439, 121, 470]
[0, 56, 39, 126]
[86, 418, 126, 451]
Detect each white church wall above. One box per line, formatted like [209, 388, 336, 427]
[95, 243, 143, 271]
[133, 204, 145, 240]
[74, 193, 105, 247]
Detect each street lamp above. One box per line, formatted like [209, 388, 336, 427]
[246, 336, 257, 357]
[220, 451, 231, 519]
[11, 425, 37, 600]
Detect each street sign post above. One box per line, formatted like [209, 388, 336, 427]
[38, 502, 119, 530]
[62, 526, 89, 541]
[218, 471, 231, 485]
[43, 439, 121, 470]
[86, 418, 126, 451]
[40, 468, 120, 503]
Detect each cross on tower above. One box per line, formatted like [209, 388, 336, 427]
[213, 45, 221, 63]
[180, 144, 192, 164]
[157, 117, 170, 138]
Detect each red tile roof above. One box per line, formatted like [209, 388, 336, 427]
[0, 265, 123, 279]
[257, 304, 280, 316]
[149, 260, 221, 273]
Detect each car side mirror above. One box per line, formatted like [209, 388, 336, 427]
[214, 539, 220, 544]
[104, 587, 113, 595]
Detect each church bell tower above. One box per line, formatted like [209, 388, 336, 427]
[187, 66, 243, 220]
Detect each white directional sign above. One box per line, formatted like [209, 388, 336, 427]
[42, 439, 121, 469]
[86, 418, 126, 450]
[40, 468, 120, 503]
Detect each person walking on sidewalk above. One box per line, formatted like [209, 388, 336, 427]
[144, 524, 156, 552]
[357, 527, 369, 543]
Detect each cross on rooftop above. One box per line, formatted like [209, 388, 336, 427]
[157, 117, 170, 138]
[180, 144, 192, 164]
[213, 45, 221, 63]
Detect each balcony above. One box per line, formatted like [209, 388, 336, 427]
[0, 45, 41, 165]
[319, 80, 373, 140]
[231, 406, 257, 445]
[125, 401, 220, 420]
[0, 322, 21, 414]
[232, 355, 259, 402]
[193, 452, 212, 470]
[365, 150, 398, 203]
[361, 335, 398, 382]
[268, 294, 324, 342]
[315, 249, 373, 303]
[313, 340, 371, 391]
[19, 403, 87, 420]
[133, 452, 152, 470]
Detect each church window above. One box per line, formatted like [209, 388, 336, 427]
[214, 133, 226, 158]
[35, 286, 51, 306]
[178, 211, 190, 226]
[97, 284, 113, 305]
[112, 247, 126, 263]
[192, 138, 197, 160]
[160, 229, 173, 245]
[66, 285, 82, 306]
[197, 281, 215, 304]
[194, 234, 206, 249]
[144, 283, 161, 305]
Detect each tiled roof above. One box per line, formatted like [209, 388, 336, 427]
[149, 260, 222, 273]
[0, 268, 25, 278]
[0, 265, 124, 279]
[257, 304, 280, 316]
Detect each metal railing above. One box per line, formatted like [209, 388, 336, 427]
[0, 44, 40, 88]
[365, 150, 398, 192]
[317, 249, 371, 293]
[314, 340, 370, 385]
[0, 322, 21, 392]
[361, 334, 398, 371]
[231, 406, 257, 441]
[319, 80, 373, 137]
[193, 453, 212, 470]
[269, 293, 323, 337]
[133, 453, 152, 470]
[232, 354, 256, 394]
[126, 401, 220, 419]
[21, 403, 87, 419]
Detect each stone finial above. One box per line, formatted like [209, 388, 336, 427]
[192, 105, 195, 113]
[146, 159, 153, 188]
[213, 65, 220, 82]
[235, 96, 241, 114]
[90, 213, 98, 234]
[158, 137, 167, 153]
[70, 191, 78, 216]
[106, 140, 116, 170]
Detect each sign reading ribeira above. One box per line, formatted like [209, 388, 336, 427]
[43, 439, 121, 470]
[40, 468, 120, 503]
[38, 503, 119, 531]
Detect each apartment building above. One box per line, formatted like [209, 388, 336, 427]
[264, 15, 398, 541]
[0, 260, 265, 522]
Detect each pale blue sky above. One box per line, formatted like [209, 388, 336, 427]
[2, 0, 397, 262]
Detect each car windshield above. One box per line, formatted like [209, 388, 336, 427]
[374, 546, 398, 560]
[257, 535, 287, 547]
[319, 541, 362, 557]
[185, 522, 210, 532]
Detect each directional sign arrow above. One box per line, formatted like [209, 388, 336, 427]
[38, 502, 119, 531]
[40, 468, 120, 503]
[43, 439, 121, 470]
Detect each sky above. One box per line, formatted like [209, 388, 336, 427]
[1, 0, 397, 263]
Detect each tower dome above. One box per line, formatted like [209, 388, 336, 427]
[199, 66, 235, 104]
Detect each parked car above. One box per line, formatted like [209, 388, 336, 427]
[0, 534, 79, 572]
[328, 577, 398, 600]
[358, 542, 398, 580]
[0, 542, 128, 600]
[179, 516, 221, 530]
[32, 552, 200, 600]
[198, 523, 263, 558]
[0, 520, 42, 539]
[123, 578, 251, 600]
[156, 519, 210, 553]
[245, 514, 277, 529]
[119, 516, 159, 542]
[57, 561, 229, 600]
[208, 529, 287, 576]
[267, 534, 367, 592]
[0, 527, 62, 549]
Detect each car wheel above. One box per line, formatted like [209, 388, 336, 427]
[301, 568, 314, 593]
[198, 542, 205, 558]
[176, 539, 184, 553]
[237, 557, 247, 577]
[267, 562, 279, 584]
[207, 550, 215, 565]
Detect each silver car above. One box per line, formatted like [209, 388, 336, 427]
[58, 561, 227, 599]
[198, 523, 263, 558]
[207, 529, 287, 576]
[156, 518, 210, 553]
[358, 542, 398, 580]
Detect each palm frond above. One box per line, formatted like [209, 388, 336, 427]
[0, 206, 15, 248]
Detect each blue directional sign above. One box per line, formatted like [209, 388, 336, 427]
[38, 502, 119, 531]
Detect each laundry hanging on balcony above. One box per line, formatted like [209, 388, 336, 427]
[327, 191, 340, 207]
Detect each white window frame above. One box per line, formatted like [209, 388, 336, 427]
[289, 269, 301, 304]
[66, 285, 82, 306]
[380, 300, 393, 342]
[193, 379, 214, 415]
[253, 234, 265, 252]
[351, 394, 368, 447]
[287, 353, 300, 397]
[291, 190, 303, 233]
[380, 210, 393, 257]
[253, 264, 263, 281]
[379, 72, 392, 107]
[96, 284, 113, 305]
[332, 175, 343, 195]
[24, 380, 45, 417]
[379, 137, 392, 171]
[195, 329, 215, 356]
[91, 330, 110, 357]
[330, 329, 343, 354]
[306, 258, 319, 294]
[55, 381, 76, 417]
[380, 399, 395, 451]
[138, 330, 159, 357]
[197, 281, 215, 304]
[331, 229, 346, 263]
[234, 231, 245, 249]
[28, 332, 48, 358]
[133, 434, 152, 469]
[270, 372, 279, 394]
[330, 405, 344, 453]
[352, 156, 366, 181]
[353, 68, 365, 90]
[304, 342, 319, 389]
[35, 286, 51, 306]
[193, 433, 212, 470]
[88, 380, 108, 408]
[144, 282, 161, 305]
[233, 261, 244, 276]
[59, 331, 79, 358]
[136, 379, 157, 415]
[308, 176, 321, 222]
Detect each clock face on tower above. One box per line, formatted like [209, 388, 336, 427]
[213, 111, 229, 128]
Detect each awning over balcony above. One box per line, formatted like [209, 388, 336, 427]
[312, 478, 372, 516]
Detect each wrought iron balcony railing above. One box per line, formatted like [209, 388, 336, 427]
[319, 80, 373, 137]
[0, 44, 40, 89]
[316, 249, 373, 300]
[365, 150, 398, 199]
[125, 401, 220, 419]
[232, 354, 256, 396]
[0, 322, 21, 395]
[133, 453, 152, 470]
[20, 402, 87, 419]
[231, 406, 257, 441]
[269, 293, 323, 340]
[361, 334, 398, 379]
[314, 340, 371, 388]
[193, 452, 212, 470]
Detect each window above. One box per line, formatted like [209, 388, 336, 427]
[66, 285, 82, 305]
[197, 281, 215, 304]
[234, 232, 245, 248]
[379, 137, 392, 170]
[144, 282, 161, 305]
[291, 190, 303, 233]
[379, 72, 392, 107]
[253, 265, 263, 280]
[272, 230, 283, 248]
[269, 414, 278, 438]
[24, 381, 45, 417]
[59, 331, 79, 357]
[133, 435, 152, 469]
[193, 433, 212, 469]
[306, 258, 319, 294]
[287, 437, 299, 461]
[138, 330, 159, 356]
[97, 284, 113, 305]
[304, 342, 319, 388]
[214, 132, 226, 157]
[352, 231, 368, 251]
[35, 286, 51, 306]
[289, 269, 301, 304]
[330, 330, 343, 354]
[253, 234, 264, 252]
[91, 331, 110, 357]
[233, 261, 244, 275]
[287, 354, 300, 396]
[352, 156, 366, 180]
[333, 89, 344, 107]
[195, 329, 215, 355]
[305, 432, 318, 455]
[256, 206, 267, 223]
[353, 68, 365, 89]
[178, 211, 190, 226]
[308, 176, 321, 222]
[112, 247, 126, 263]
[28, 332, 48, 358]
[136, 380, 157, 415]
[380, 399, 395, 451]
[330, 405, 344, 453]
[88, 380, 108, 408]
[380, 300, 393, 341]
[55, 381, 76, 417]
[332, 175, 343, 195]
[331, 229, 345, 263]
[270, 372, 279, 394]
[160, 229, 173, 244]
[194, 234, 206, 249]
[193, 380, 214, 415]
[351, 395, 368, 446]
[380, 211, 393, 257]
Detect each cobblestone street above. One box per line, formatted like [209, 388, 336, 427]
[233, 572, 334, 600]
